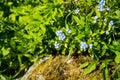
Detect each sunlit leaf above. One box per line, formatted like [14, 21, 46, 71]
[80, 62, 89, 69]
[84, 63, 96, 74]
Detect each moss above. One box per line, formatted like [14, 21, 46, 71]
[22, 55, 103, 80]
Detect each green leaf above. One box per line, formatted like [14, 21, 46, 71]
[116, 78, 120, 80]
[84, 63, 96, 74]
[115, 55, 120, 64]
[100, 62, 106, 70]
[94, 42, 98, 46]
[62, 48, 66, 55]
[100, 30, 105, 34]
[1, 47, 10, 56]
[95, 7, 101, 18]
[115, 51, 120, 63]
[80, 62, 89, 69]
[0, 75, 6, 80]
[72, 15, 81, 25]
[103, 68, 109, 80]
[115, 10, 120, 18]
[7, 2, 13, 6]
[69, 47, 74, 54]
[39, 24, 46, 34]
[23, 53, 32, 58]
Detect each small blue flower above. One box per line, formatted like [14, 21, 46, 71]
[99, 0, 105, 6]
[55, 30, 63, 36]
[109, 20, 113, 26]
[54, 41, 60, 49]
[97, 0, 105, 11]
[106, 8, 110, 11]
[80, 42, 88, 51]
[55, 30, 66, 40]
[66, 28, 71, 33]
[112, 26, 115, 29]
[94, 16, 98, 23]
[59, 34, 65, 40]
[89, 44, 93, 49]
[75, 8, 80, 14]
[109, 20, 115, 29]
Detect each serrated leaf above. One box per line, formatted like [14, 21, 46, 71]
[84, 63, 96, 74]
[80, 62, 89, 69]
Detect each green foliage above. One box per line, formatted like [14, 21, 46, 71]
[112, 63, 120, 79]
[80, 62, 89, 69]
[0, 0, 120, 79]
[84, 63, 97, 75]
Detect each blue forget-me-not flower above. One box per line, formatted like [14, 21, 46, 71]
[55, 30, 62, 36]
[109, 20, 113, 26]
[80, 42, 88, 51]
[97, 0, 105, 11]
[89, 44, 93, 49]
[106, 7, 110, 11]
[54, 41, 60, 49]
[55, 30, 65, 40]
[66, 28, 71, 33]
[75, 8, 80, 14]
[109, 20, 115, 29]
[94, 16, 98, 23]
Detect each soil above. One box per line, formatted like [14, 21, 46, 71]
[22, 55, 103, 80]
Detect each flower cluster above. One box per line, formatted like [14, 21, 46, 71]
[97, 0, 105, 11]
[75, 8, 80, 14]
[54, 41, 60, 49]
[80, 42, 88, 51]
[97, 0, 110, 11]
[80, 42, 93, 51]
[55, 30, 65, 40]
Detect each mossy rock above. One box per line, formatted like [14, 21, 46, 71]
[22, 55, 103, 80]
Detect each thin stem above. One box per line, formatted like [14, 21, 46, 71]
[65, 11, 74, 27]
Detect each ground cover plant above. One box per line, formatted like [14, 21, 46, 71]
[0, 0, 120, 80]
